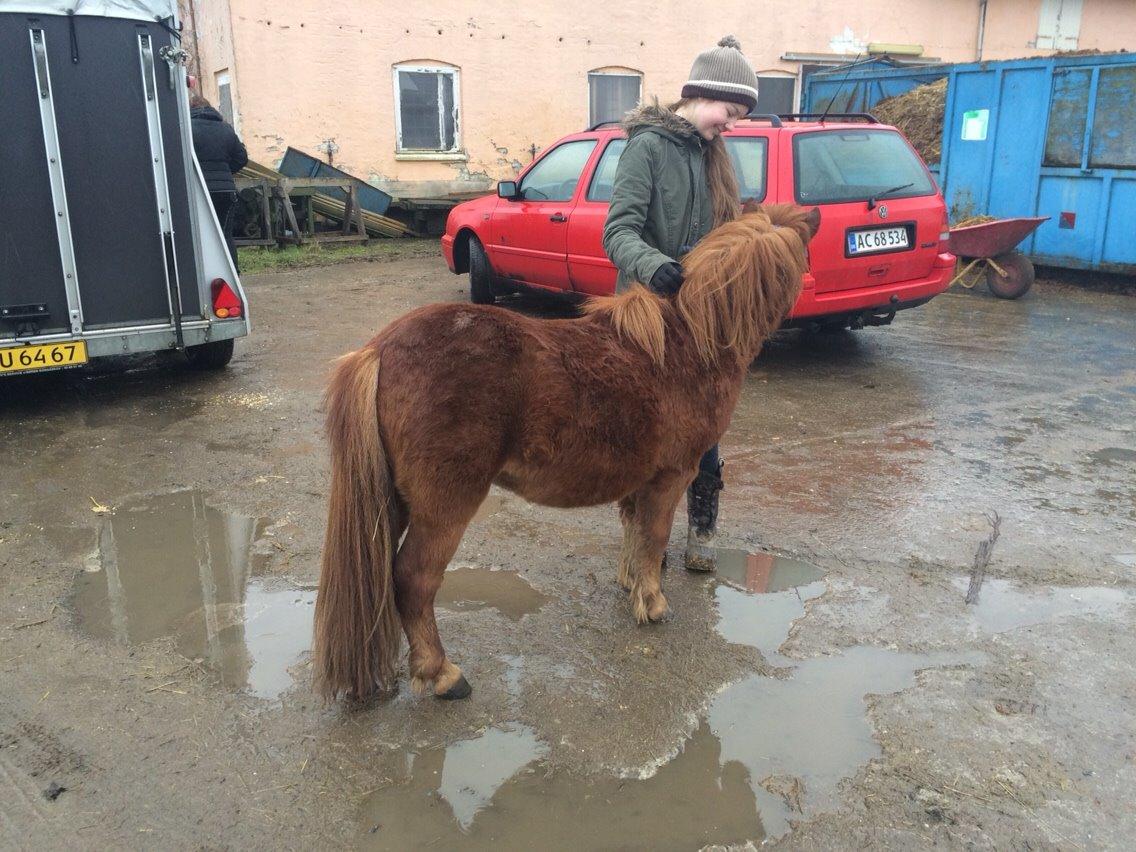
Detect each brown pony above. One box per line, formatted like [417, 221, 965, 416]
[314, 204, 819, 701]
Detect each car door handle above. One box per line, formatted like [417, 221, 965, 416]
[549, 213, 567, 223]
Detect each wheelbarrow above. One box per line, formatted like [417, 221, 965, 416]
[947, 216, 1050, 299]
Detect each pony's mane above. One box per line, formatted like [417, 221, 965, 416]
[585, 205, 812, 365]
[582, 286, 666, 364]
[677, 204, 811, 364]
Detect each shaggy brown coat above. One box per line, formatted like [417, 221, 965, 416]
[314, 204, 818, 701]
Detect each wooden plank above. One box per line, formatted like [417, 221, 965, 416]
[276, 184, 304, 244]
[308, 233, 369, 243]
[340, 185, 356, 236]
[237, 161, 420, 238]
[259, 179, 273, 242]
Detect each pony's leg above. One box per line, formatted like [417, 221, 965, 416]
[617, 494, 637, 591]
[393, 518, 473, 699]
[627, 474, 689, 624]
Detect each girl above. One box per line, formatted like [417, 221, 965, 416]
[603, 36, 759, 572]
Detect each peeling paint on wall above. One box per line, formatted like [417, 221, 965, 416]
[829, 26, 868, 55]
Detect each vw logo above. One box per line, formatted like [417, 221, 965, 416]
[878, 205, 889, 219]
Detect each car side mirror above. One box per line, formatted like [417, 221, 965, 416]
[497, 181, 519, 200]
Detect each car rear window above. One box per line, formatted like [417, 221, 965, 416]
[793, 129, 935, 205]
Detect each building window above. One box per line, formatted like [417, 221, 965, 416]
[1037, 0, 1083, 51]
[215, 70, 234, 127]
[589, 71, 641, 127]
[752, 75, 795, 116]
[393, 64, 461, 153]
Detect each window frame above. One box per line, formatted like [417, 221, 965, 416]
[214, 70, 236, 133]
[392, 63, 462, 157]
[1037, 0, 1083, 51]
[752, 74, 796, 117]
[587, 70, 642, 127]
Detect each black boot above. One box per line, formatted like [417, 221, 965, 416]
[684, 462, 723, 572]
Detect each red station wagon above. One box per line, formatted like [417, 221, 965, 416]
[442, 114, 956, 330]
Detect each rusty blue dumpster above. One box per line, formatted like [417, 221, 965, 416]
[804, 53, 1136, 275]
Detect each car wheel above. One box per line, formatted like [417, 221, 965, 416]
[185, 338, 235, 370]
[469, 237, 495, 305]
[985, 252, 1034, 300]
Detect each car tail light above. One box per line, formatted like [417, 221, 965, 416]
[938, 212, 951, 253]
[211, 278, 242, 319]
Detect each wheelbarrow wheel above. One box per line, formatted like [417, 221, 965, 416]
[985, 252, 1034, 300]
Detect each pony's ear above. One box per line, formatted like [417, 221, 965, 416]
[803, 206, 821, 239]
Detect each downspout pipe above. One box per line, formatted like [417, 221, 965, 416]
[976, 0, 988, 61]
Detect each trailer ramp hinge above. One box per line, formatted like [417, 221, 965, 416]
[158, 44, 191, 90]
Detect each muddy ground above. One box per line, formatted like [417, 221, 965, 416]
[1, 255, 1134, 850]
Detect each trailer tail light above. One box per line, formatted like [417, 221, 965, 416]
[211, 278, 242, 319]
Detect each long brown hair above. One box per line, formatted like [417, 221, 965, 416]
[670, 98, 741, 228]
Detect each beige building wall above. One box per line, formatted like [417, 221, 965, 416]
[182, 0, 240, 130]
[187, 0, 1135, 199]
[981, 0, 1136, 59]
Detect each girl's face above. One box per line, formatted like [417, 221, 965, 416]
[689, 99, 749, 140]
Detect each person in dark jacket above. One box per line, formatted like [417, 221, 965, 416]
[189, 94, 248, 270]
[602, 36, 758, 572]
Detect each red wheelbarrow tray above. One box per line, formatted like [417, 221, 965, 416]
[948, 216, 1050, 259]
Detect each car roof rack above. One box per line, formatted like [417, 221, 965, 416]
[778, 113, 880, 123]
[741, 114, 783, 127]
[586, 120, 622, 131]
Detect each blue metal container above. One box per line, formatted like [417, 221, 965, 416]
[804, 54, 1136, 274]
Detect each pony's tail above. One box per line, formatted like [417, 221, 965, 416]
[313, 345, 401, 700]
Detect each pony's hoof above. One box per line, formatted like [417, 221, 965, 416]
[647, 596, 671, 622]
[437, 674, 473, 700]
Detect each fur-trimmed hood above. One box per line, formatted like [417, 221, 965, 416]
[621, 100, 702, 145]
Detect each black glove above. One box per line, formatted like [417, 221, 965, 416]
[648, 261, 684, 296]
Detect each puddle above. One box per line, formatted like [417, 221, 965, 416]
[358, 551, 972, 846]
[70, 490, 313, 699]
[713, 548, 825, 594]
[358, 648, 970, 846]
[712, 550, 826, 662]
[359, 721, 763, 849]
[1114, 553, 1136, 569]
[437, 566, 550, 621]
[954, 577, 1132, 634]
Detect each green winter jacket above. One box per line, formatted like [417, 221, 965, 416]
[603, 103, 714, 293]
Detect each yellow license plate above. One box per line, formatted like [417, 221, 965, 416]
[0, 340, 88, 374]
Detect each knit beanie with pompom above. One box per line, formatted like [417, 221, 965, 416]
[681, 35, 759, 111]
